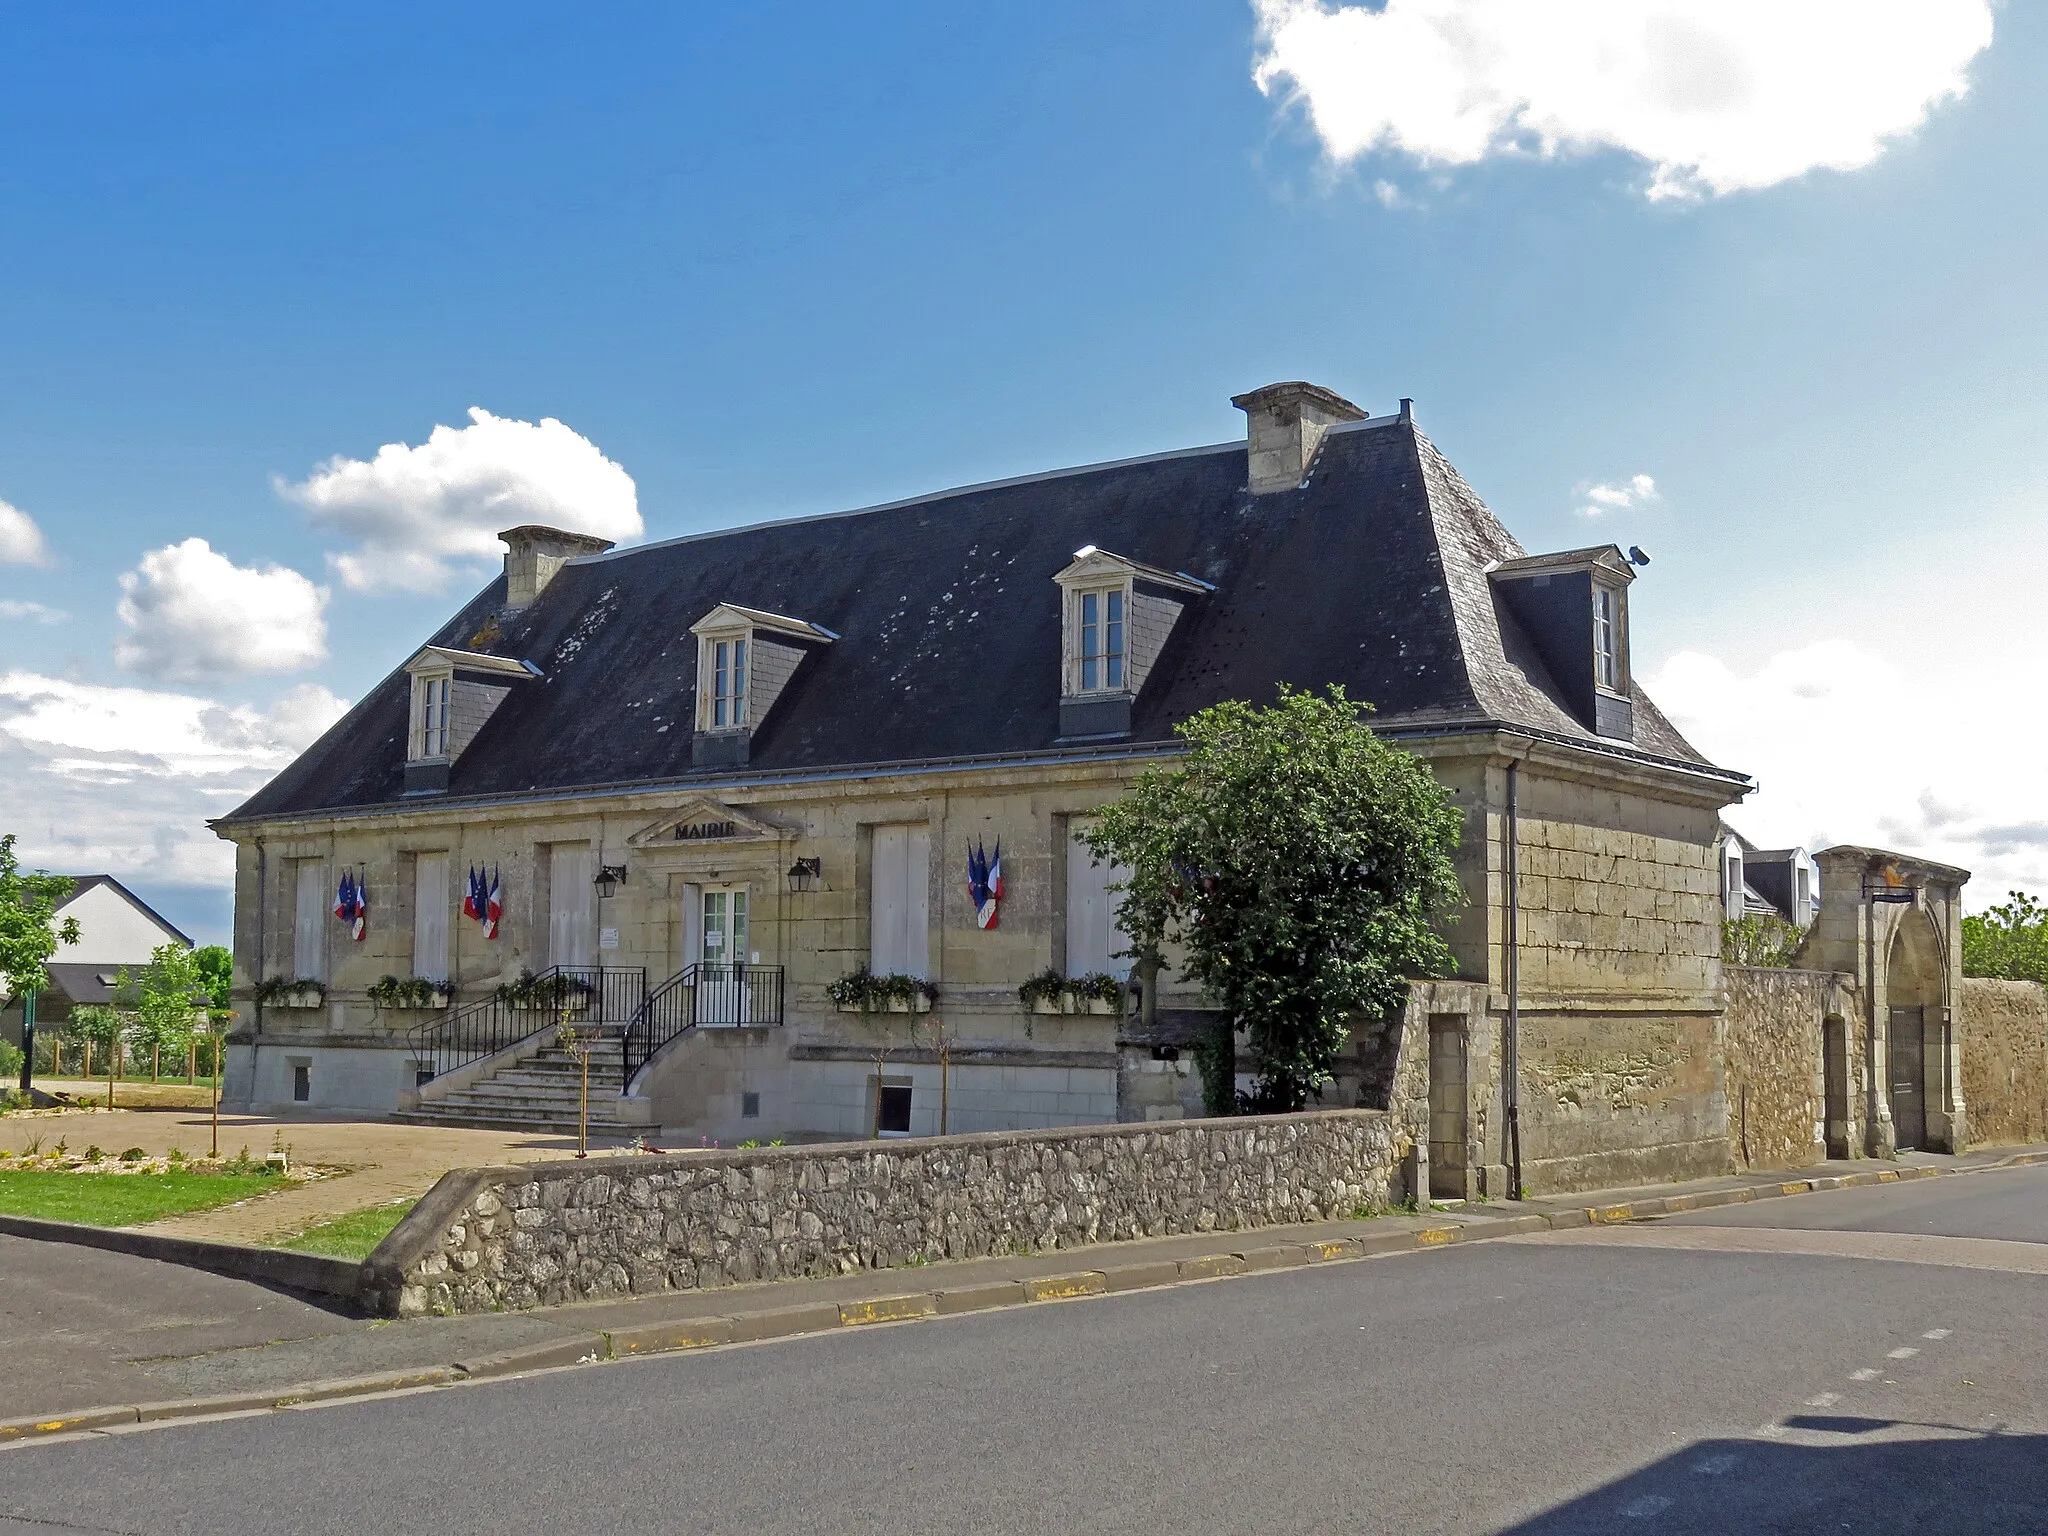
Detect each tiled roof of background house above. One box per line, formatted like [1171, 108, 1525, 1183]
[224, 415, 1734, 821]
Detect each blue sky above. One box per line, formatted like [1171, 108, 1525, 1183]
[2, 1, 2041, 945]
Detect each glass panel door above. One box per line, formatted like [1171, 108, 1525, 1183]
[699, 887, 751, 1024]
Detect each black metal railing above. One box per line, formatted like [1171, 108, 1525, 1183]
[408, 965, 647, 1085]
[619, 963, 785, 1087]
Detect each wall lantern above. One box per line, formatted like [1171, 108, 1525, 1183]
[593, 865, 628, 899]
[787, 857, 823, 895]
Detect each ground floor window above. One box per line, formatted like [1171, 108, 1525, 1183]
[875, 1077, 912, 1137]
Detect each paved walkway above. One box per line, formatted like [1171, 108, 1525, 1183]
[0, 1100, 593, 1243]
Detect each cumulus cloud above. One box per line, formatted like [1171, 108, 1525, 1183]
[0, 600, 65, 624]
[280, 407, 641, 594]
[115, 538, 330, 683]
[1578, 472, 1659, 517]
[1251, 0, 1996, 199]
[0, 498, 52, 566]
[1648, 639, 2048, 905]
[0, 672, 349, 887]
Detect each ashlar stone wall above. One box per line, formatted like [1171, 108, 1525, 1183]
[363, 1108, 1407, 1316]
[1960, 978, 2048, 1147]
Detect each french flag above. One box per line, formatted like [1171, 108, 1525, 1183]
[333, 872, 367, 941]
[967, 839, 1003, 930]
[483, 865, 502, 940]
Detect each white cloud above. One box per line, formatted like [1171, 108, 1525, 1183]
[115, 538, 329, 683]
[1578, 472, 1660, 517]
[1251, 0, 1995, 199]
[1647, 640, 2048, 906]
[0, 498, 52, 566]
[280, 407, 641, 594]
[0, 672, 349, 887]
[0, 600, 65, 624]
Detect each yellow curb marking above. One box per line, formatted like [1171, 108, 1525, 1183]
[1782, 1182, 1811, 1195]
[839, 1296, 935, 1326]
[618, 1330, 724, 1353]
[1878, 1171, 1900, 1182]
[1024, 1274, 1107, 1300]
[1309, 1241, 1354, 1260]
[1416, 1228, 1457, 1245]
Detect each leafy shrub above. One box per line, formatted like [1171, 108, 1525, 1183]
[1963, 892, 2048, 983]
[367, 975, 446, 1009]
[1017, 969, 1124, 1010]
[253, 976, 324, 1006]
[83, 1144, 104, 1163]
[0, 1039, 21, 1079]
[119, 1147, 147, 1162]
[1722, 914, 1807, 968]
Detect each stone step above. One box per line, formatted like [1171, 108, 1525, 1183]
[389, 1109, 639, 1136]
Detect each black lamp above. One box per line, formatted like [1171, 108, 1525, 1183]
[787, 857, 822, 894]
[593, 865, 627, 899]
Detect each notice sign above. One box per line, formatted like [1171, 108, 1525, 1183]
[599, 927, 619, 951]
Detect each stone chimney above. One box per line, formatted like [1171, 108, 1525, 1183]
[1230, 382, 1369, 495]
[499, 525, 616, 611]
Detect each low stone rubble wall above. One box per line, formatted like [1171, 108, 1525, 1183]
[361, 1109, 1408, 1317]
[1723, 966, 1853, 1171]
[1961, 978, 2048, 1147]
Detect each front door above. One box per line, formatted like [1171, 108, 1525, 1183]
[698, 886, 751, 1025]
[1888, 1005, 1926, 1151]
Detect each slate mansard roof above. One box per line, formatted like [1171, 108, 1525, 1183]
[224, 412, 1739, 823]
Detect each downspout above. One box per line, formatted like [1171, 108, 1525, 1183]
[252, 836, 267, 1089]
[1504, 758, 1524, 1200]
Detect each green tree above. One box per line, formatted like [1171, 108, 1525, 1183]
[1962, 892, 2048, 984]
[193, 945, 233, 1012]
[1082, 685, 1466, 1113]
[118, 943, 204, 1081]
[1722, 913, 1807, 968]
[0, 834, 81, 1093]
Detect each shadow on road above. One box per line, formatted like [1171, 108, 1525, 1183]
[1507, 1422, 2048, 1533]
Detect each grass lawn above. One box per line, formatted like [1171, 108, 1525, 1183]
[0, 1169, 284, 1226]
[274, 1199, 417, 1260]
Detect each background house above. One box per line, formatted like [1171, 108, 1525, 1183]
[2, 876, 193, 1046]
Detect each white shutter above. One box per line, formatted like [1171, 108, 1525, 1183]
[1066, 821, 1131, 979]
[871, 826, 906, 975]
[548, 843, 594, 969]
[412, 853, 449, 983]
[293, 860, 327, 981]
[869, 825, 930, 979]
[903, 825, 930, 981]
[680, 882, 702, 971]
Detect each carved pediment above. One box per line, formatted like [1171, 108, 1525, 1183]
[626, 799, 791, 849]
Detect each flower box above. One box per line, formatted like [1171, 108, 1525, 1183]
[271, 985, 326, 1010]
[1027, 997, 1120, 1016]
[836, 995, 932, 1015]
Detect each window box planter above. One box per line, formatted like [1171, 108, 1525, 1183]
[1018, 970, 1125, 1017]
[256, 980, 326, 1010]
[367, 976, 453, 1011]
[826, 968, 938, 1015]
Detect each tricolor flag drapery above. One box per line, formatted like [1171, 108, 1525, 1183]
[332, 871, 367, 941]
[966, 839, 1003, 930]
[464, 865, 503, 939]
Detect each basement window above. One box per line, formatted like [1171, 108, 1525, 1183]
[741, 1091, 761, 1119]
[875, 1078, 913, 1138]
[291, 1062, 311, 1103]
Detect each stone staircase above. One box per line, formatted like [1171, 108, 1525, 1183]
[392, 1035, 637, 1138]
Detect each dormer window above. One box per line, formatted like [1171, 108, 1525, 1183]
[401, 646, 543, 795]
[1053, 546, 1211, 740]
[710, 636, 747, 728]
[1593, 584, 1619, 691]
[1488, 546, 1637, 741]
[418, 675, 451, 758]
[1076, 587, 1125, 693]
[688, 604, 835, 768]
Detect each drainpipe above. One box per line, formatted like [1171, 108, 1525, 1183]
[1504, 758, 1524, 1199]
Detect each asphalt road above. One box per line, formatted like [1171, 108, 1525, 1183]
[5, 1165, 2045, 1535]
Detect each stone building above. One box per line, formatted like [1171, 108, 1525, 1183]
[214, 381, 1757, 1193]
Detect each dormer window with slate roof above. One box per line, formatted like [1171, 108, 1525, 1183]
[402, 647, 543, 795]
[1488, 546, 1637, 741]
[688, 604, 837, 768]
[1053, 547, 1211, 740]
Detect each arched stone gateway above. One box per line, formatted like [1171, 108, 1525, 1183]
[1804, 848, 1970, 1157]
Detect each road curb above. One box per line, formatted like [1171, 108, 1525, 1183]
[7, 1147, 2044, 1448]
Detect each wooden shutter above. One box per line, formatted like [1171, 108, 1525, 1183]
[412, 853, 449, 983]
[1066, 820, 1130, 979]
[548, 843, 594, 970]
[869, 825, 930, 979]
[293, 860, 327, 981]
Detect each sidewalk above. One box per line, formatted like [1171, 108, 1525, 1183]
[7, 1143, 2045, 1443]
